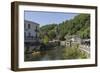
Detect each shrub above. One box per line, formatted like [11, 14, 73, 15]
[61, 44, 88, 59]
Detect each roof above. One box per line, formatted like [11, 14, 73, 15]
[24, 20, 40, 25]
[64, 35, 80, 39]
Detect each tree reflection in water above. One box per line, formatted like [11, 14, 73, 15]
[24, 44, 89, 61]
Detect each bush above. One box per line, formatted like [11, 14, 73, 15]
[61, 44, 88, 59]
[43, 35, 49, 45]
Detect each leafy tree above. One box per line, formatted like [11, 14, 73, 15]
[43, 35, 49, 45]
[48, 30, 56, 40]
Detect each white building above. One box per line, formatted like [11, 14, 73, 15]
[60, 35, 81, 47]
[24, 20, 40, 43]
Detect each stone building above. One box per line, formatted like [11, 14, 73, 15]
[60, 35, 81, 47]
[24, 20, 40, 52]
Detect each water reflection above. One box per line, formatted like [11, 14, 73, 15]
[24, 45, 89, 61]
[25, 46, 65, 61]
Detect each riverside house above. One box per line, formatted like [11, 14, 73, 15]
[60, 35, 81, 47]
[24, 20, 40, 52]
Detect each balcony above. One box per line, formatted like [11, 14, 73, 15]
[24, 36, 40, 42]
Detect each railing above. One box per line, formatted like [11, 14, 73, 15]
[24, 36, 40, 42]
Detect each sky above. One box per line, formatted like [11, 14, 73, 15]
[24, 11, 78, 27]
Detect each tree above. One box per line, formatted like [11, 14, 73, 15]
[43, 35, 49, 45]
[48, 30, 56, 40]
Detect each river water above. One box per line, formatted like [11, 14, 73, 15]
[24, 45, 89, 61]
[24, 46, 65, 61]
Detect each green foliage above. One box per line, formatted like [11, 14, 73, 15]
[48, 30, 56, 40]
[40, 14, 90, 40]
[40, 24, 57, 32]
[43, 35, 49, 45]
[61, 44, 88, 59]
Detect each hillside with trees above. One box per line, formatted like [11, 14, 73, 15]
[40, 14, 90, 41]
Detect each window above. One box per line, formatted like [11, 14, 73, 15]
[24, 23, 26, 29]
[35, 26, 38, 32]
[24, 32, 26, 39]
[28, 32, 31, 37]
[28, 24, 31, 29]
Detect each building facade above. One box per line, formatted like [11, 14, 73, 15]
[24, 20, 40, 44]
[61, 35, 81, 47]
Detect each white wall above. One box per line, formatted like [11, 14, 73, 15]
[24, 20, 39, 37]
[0, 0, 99, 73]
